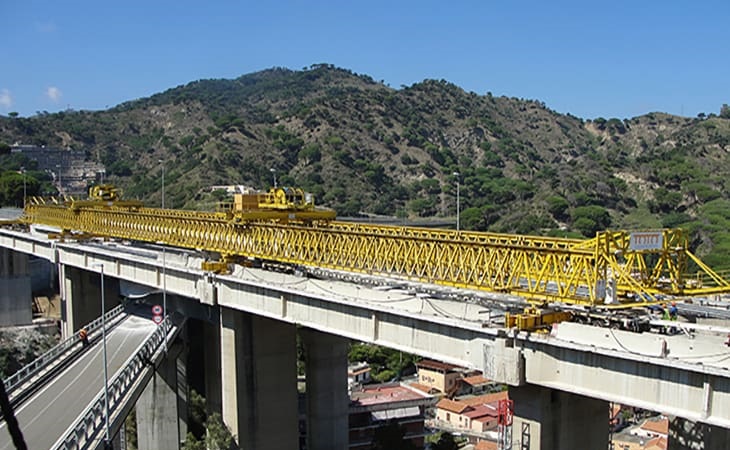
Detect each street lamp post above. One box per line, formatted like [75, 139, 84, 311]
[270, 168, 277, 188]
[159, 160, 165, 209]
[92, 263, 111, 449]
[162, 245, 167, 353]
[55, 164, 62, 197]
[453, 172, 460, 231]
[20, 167, 26, 208]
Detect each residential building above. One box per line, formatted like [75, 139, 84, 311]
[415, 359, 463, 395]
[644, 436, 668, 450]
[633, 416, 668, 440]
[459, 373, 493, 395]
[349, 382, 436, 449]
[348, 361, 372, 386]
[474, 440, 498, 450]
[434, 391, 508, 435]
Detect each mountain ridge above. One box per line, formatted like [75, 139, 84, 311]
[1, 64, 729, 266]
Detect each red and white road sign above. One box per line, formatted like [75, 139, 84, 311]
[153, 315, 163, 325]
[152, 305, 163, 315]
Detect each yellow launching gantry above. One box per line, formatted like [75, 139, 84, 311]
[17, 185, 730, 319]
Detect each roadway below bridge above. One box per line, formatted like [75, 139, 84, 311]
[0, 311, 159, 450]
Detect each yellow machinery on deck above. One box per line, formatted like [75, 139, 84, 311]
[17, 185, 730, 316]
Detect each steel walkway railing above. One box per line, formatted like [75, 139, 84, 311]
[3, 305, 126, 403]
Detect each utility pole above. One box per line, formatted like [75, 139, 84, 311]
[159, 159, 165, 209]
[453, 172, 460, 231]
[92, 263, 112, 449]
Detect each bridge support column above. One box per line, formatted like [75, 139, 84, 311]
[0, 247, 32, 326]
[203, 318, 223, 417]
[136, 339, 187, 450]
[61, 265, 120, 337]
[301, 328, 349, 450]
[220, 307, 298, 450]
[669, 417, 730, 449]
[509, 384, 608, 450]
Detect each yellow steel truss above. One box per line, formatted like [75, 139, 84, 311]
[20, 201, 730, 307]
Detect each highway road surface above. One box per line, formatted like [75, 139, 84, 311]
[1, 314, 158, 450]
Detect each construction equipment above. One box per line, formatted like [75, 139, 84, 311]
[15, 185, 730, 315]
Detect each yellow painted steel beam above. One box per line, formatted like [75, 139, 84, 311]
[19, 202, 730, 307]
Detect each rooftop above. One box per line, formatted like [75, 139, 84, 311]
[645, 436, 668, 450]
[350, 383, 431, 407]
[436, 398, 470, 414]
[474, 440, 498, 450]
[463, 403, 499, 420]
[408, 382, 436, 394]
[458, 391, 509, 407]
[416, 359, 463, 372]
[462, 374, 492, 386]
[640, 417, 669, 436]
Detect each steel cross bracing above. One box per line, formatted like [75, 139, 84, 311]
[21, 203, 730, 307]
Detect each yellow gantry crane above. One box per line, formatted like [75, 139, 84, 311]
[18, 185, 730, 311]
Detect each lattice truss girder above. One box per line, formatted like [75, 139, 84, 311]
[21, 205, 730, 306]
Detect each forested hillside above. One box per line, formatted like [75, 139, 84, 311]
[1, 64, 729, 267]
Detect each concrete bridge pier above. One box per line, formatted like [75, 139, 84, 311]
[669, 417, 730, 449]
[203, 318, 223, 418]
[60, 265, 120, 338]
[136, 335, 188, 450]
[509, 384, 608, 450]
[0, 247, 32, 326]
[220, 307, 299, 449]
[301, 328, 349, 450]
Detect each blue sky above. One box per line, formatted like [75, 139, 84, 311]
[2, 1, 728, 119]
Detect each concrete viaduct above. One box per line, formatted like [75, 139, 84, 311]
[2, 227, 730, 450]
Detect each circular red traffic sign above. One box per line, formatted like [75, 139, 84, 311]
[152, 305, 163, 315]
[153, 315, 163, 325]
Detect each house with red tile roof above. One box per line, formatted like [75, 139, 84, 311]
[416, 359, 464, 395]
[415, 360, 500, 397]
[644, 436, 668, 450]
[474, 440, 498, 450]
[435, 391, 508, 434]
[634, 416, 668, 439]
[460, 374, 493, 395]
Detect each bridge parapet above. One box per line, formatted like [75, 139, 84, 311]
[4, 304, 125, 403]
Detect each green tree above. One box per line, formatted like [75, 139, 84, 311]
[572, 205, 611, 237]
[546, 195, 570, 221]
[298, 143, 322, 164]
[461, 207, 485, 231]
[205, 413, 234, 450]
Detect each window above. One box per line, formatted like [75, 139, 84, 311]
[446, 413, 451, 421]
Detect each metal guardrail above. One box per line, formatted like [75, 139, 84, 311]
[55, 317, 174, 450]
[678, 303, 730, 320]
[3, 305, 126, 399]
